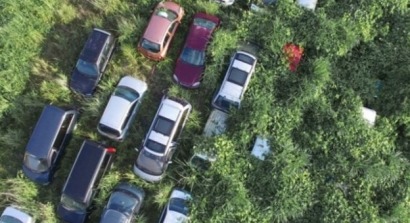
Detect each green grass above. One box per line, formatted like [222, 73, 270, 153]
[0, 0, 410, 222]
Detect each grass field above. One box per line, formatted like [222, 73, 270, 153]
[0, 0, 410, 222]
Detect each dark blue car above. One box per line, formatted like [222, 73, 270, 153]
[57, 140, 115, 223]
[70, 28, 116, 96]
[100, 183, 145, 223]
[22, 105, 78, 185]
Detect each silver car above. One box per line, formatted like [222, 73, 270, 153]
[98, 76, 148, 141]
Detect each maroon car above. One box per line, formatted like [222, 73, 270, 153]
[173, 13, 220, 88]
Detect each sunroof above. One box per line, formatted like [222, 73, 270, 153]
[153, 116, 175, 136]
[227, 68, 248, 86]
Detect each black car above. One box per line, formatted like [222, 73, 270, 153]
[57, 140, 116, 223]
[22, 105, 78, 185]
[70, 28, 116, 96]
[100, 183, 145, 223]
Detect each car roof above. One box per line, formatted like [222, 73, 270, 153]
[1, 207, 33, 222]
[185, 13, 219, 50]
[143, 14, 172, 44]
[25, 105, 68, 158]
[80, 28, 111, 63]
[251, 136, 271, 160]
[62, 140, 109, 203]
[203, 109, 228, 137]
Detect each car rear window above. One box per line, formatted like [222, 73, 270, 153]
[193, 17, 217, 30]
[169, 198, 189, 215]
[227, 67, 248, 86]
[155, 8, 178, 21]
[153, 116, 175, 136]
[141, 38, 160, 53]
[114, 86, 140, 102]
[0, 215, 23, 223]
[180, 47, 205, 66]
[235, 53, 255, 65]
[145, 139, 166, 153]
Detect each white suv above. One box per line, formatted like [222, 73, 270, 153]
[133, 96, 191, 182]
[212, 50, 257, 113]
[0, 207, 34, 223]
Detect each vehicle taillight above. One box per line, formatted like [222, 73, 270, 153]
[106, 147, 116, 154]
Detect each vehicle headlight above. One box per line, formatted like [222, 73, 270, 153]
[192, 82, 200, 87]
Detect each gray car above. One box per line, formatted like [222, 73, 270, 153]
[100, 183, 145, 223]
[98, 76, 148, 141]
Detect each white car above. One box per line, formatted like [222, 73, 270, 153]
[297, 0, 318, 10]
[97, 76, 147, 141]
[158, 188, 191, 223]
[251, 136, 271, 160]
[214, 0, 235, 6]
[0, 207, 35, 223]
[212, 50, 257, 113]
[133, 96, 191, 182]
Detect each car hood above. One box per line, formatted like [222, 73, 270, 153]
[100, 209, 128, 223]
[70, 68, 98, 95]
[57, 204, 87, 223]
[174, 59, 204, 87]
[164, 210, 188, 223]
[22, 165, 51, 185]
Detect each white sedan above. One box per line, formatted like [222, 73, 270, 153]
[158, 189, 192, 223]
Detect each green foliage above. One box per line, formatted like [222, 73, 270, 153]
[0, 0, 409, 222]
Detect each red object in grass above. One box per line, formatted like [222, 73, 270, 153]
[283, 43, 304, 72]
[106, 147, 116, 154]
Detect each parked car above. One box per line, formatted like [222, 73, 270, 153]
[189, 109, 228, 169]
[0, 207, 35, 223]
[214, 0, 235, 6]
[297, 0, 318, 10]
[70, 28, 116, 96]
[137, 1, 184, 61]
[57, 140, 116, 223]
[361, 107, 376, 126]
[250, 136, 271, 160]
[212, 50, 257, 113]
[98, 76, 148, 141]
[100, 183, 145, 223]
[158, 188, 191, 223]
[249, 0, 276, 12]
[22, 105, 78, 185]
[173, 13, 220, 88]
[133, 96, 191, 182]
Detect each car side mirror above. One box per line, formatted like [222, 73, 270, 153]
[168, 160, 173, 164]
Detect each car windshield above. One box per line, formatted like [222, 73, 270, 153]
[193, 17, 217, 30]
[169, 198, 189, 216]
[227, 67, 249, 86]
[24, 153, 48, 173]
[153, 116, 175, 136]
[76, 59, 99, 77]
[107, 191, 138, 216]
[98, 124, 121, 137]
[114, 86, 140, 102]
[214, 96, 239, 112]
[155, 8, 178, 21]
[60, 194, 87, 211]
[0, 215, 23, 223]
[137, 149, 164, 175]
[235, 53, 255, 65]
[141, 38, 160, 53]
[145, 139, 166, 153]
[190, 156, 211, 170]
[180, 47, 205, 66]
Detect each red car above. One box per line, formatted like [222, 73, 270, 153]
[137, 1, 184, 61]
[173, 13, 220, 88]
